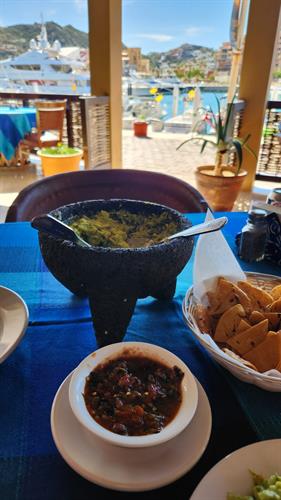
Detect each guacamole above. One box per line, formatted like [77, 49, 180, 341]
[69, 209, 179, 249]
[227, 471, 281, 500]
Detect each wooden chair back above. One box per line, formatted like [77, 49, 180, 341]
[5, 169, 209, 222]
[34, 100, 66, 146]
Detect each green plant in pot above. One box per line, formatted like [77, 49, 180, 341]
[38, 143, 83, 176]
[177, 97, 256, 211]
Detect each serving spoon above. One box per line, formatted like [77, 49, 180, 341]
[162, 215, 228, 242]
[31, 214, 92, 247]
[31, 213, 228, 248]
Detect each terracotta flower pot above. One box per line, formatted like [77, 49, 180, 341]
[133, 121, 148, 137]
[195, 165, 247, 211]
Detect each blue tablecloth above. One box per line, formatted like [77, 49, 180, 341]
[0, 106, 36, 160]
[0, 213, 280, 499]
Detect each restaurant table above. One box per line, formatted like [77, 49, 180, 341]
[0, 212, 280, 500]
[0, 106, 36, 162]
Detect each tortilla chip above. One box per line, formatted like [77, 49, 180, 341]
[194, 305, 211, 334]
[214, 304, 245, 342]
[208, 278, 251, 315]
[237, 281, 273, 311]
[236, 319, 251, 333]
[269, 298, 281, 313]
[249, 311, 265, 325]
[244, 332, 281, 372]
[222, 348, 258, 371]
[271, 284, 281, 300]
[263, 312, 281, 330]
[248, 311, 280, 330]
[227, 319, 268, 356]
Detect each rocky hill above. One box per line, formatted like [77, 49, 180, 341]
[146, 42, 214, 67]
[0, 22, 88, 59]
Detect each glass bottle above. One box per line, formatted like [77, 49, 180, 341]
[238, 209, 268, 263]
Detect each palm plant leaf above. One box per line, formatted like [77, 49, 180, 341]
[215, 95, 224, 141]
[232, 135, 257, 158]
[244, 143, 257, 158]
[222, 96, 236, 141]
[176, 136, 216, 151]
[200, 140, 208, 154]
[231, 139, 243, 169]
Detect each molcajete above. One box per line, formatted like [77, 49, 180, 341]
[38, 199, 194, 346]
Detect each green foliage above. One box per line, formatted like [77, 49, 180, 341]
[41, 144, 80, 155]
[186, 68, 205, 80]
[177, 96, 256, 175]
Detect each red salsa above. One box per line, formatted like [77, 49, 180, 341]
[84, 355, 184, 436]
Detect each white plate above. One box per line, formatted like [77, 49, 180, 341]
[0, 286, 29, 363]
[51, 373, 212, 492]
[191, 439, 281, 500]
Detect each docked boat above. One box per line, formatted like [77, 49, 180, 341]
[0, 23, 90, 95]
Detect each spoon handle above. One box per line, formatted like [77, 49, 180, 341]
[166, 216, 228, 240]
[31, 214, 91, 247]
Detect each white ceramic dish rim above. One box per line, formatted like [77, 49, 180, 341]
[0, 285, 29, 363]
[190, 439, 281, 499]
[69, 341, 198, 448]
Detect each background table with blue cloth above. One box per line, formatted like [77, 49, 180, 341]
[0, 106, 36, 161]
[0, 212, 280, 500]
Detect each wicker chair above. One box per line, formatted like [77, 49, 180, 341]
[21, 100, 67, 150]
[5, 169, 208, 222]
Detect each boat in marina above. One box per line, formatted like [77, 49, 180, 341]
[0, 23, 90, 95]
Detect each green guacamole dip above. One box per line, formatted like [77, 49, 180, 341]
[69, 209, 179, 248]
[227, 472, 281, 500]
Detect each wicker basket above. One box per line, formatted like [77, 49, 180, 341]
[182, 272, 281, 392]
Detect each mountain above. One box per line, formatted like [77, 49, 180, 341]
[146, 42, 214, 67]
[0, 22, 89, 59]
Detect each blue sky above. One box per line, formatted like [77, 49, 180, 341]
[0, 0, 233, 53]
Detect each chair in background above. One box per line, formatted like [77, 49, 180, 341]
[21, 100, 67, 151]
[5, 169, 208, 222]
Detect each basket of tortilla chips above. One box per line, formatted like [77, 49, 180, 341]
[183, 272, 281, 392]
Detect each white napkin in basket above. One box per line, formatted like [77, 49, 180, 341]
[191, 209, 281, 379]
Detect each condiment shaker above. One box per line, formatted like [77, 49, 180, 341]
[237, 209, 268, 263]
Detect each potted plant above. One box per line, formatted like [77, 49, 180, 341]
[133, 114, 149, 138]
[38, 143, 83, 177]
[177, 97, 256, 211]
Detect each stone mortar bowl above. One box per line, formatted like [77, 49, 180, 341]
[38, 199, 194, 347]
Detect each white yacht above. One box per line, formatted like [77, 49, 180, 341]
[0, 23, 90, 95]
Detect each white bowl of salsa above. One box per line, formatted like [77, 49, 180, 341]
[69, 341, 198, 448]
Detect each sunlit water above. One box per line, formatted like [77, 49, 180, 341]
[161, 90, 226, 120]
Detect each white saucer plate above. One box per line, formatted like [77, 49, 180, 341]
[51, 374, 212, 492]
[0, 286, 29, 363]
[190, 439, 281, 500]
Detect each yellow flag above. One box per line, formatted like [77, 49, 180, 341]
[155, 94, 163, 102]
[150, 87, 158, 95]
